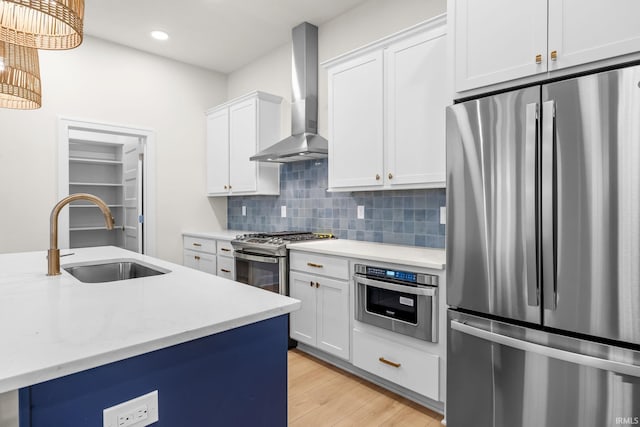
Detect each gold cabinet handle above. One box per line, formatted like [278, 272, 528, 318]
[375, 174, 380, 181]
[307, 262, 324, 268]
[224, 185, 228, 190]
[220, 268, 230, 273]
[550, 50, 557, 61]
[194, 255, 201, 260]
[315, 282, 320, 288]
[388, 172, 393, 180]
[229, 185, 232, 189]
[192, 242, 202, 247]
[378, 357, 401, 368]
[310, 280, 314, 287]
[535, 54, 542, 64]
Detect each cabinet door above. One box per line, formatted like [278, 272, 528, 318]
[183, 249, 216, 275]
[548, 0, 640, 71]
[315, 276, 350, 360]
[328, 50, 384, 189]
[385, 29, 447, 188]
[454, 0, 547, 91]
[289, 272, 318, 347]
[206, 108, 230, 195]
[228, 98, 258, 194]
[217, 255, 235, 280]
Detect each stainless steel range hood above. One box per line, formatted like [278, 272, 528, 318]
[250, 22, 328, 163]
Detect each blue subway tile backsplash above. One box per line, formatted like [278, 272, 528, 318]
[227, 159, 446, 248]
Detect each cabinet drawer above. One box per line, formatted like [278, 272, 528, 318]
[183, 249, 216, 275]
[353, 328, 439, 401]
[183, 236, 216, 254]
[216, 240, 234, 257]
[289, 251, 349, 280]
[217, 255, 235, 280]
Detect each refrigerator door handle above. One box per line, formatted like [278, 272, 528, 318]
[451, 320, 640, 378]
[542, 100, 557, 310]
[525, 103, 539, 307]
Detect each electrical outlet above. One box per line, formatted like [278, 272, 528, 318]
[440, 207, 446, 225]
[357, 205, 365, 219]
[103, 390, 159, 427]
[281, 205, 287, 218]
[242, 205, 247, 216]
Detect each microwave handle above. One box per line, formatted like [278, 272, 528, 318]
[353, 276, 436, 297]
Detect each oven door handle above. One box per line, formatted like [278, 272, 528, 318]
[354, 276, 436, 296]
[234, 251, 280, 264]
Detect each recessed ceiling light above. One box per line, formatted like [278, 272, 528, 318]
[150, 30, 169, 41]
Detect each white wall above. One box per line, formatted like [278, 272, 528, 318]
[0, 36, 227, 264]
[227, 0, 447, 139]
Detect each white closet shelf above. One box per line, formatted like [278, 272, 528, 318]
[69, 157, 123, 165]
[69, 182, 123, 187]
[70, 226, 124, 232]
[69, 204, 124, 208]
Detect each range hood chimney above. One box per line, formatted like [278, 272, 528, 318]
[250, 22, 328, 163]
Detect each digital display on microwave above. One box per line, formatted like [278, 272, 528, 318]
[367, 266, 417, 283]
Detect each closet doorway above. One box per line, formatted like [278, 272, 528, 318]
[58, 118, 156, 256]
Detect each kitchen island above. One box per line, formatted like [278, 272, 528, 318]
[0, 246, 300, 426]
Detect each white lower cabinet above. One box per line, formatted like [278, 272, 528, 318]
[216, 240, 235, 280]
[182, 235, 235, 279]
[290, 271, 350, 360]
[353, 328, 440, 401]
[183, 249, 216, 275]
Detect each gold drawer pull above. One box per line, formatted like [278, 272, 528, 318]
[220, 248, 231, 252]
[224, 185, 228, 190]
[535, 54, 542, 64]
[378, 357, 401, 368]
[307, 262, 323, 268]
[550, 50, 558, 61]
[194, 255, 201, 260]
[375, 174, 380, 181]
[310, 281, 314, 287]
[192, 242, 202, 247]
[388, 172, 393, 180]
[315, 282, 320, 288]
[220, 268, 231, 273]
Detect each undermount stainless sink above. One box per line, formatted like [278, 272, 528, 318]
[63, 259, 170, 283]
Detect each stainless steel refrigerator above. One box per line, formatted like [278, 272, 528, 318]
[446, 64, 640, 427]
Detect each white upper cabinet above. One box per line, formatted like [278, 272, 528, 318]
[547, 0, 640, 71]
[453, 0, 640, 93]
[327, 50, 384, 189]
[206, 91, 282, 196]
[454, 0, 547, 92]
[385, 28, 447, 187]
[324, 15, 448, 192]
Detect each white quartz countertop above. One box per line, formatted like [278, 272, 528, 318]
[0, 246, 299, 393]
[286, 239, 446, 270]
[182, 230, 248, 240]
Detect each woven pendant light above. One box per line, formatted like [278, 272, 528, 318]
[0, 0, 84, 50]
[0, 40, 41, 109]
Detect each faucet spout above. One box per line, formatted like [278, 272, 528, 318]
[48, 193, 114, 276]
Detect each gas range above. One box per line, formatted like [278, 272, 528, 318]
[231, 231, 334, 257]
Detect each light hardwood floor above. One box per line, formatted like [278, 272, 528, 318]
[288, 349, 444, 426]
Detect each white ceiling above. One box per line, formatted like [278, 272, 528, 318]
[84, 0, 369, 74]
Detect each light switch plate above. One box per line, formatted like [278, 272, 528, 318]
[357, 205, 365, 219]
[103, 390, 158, 427]
[281, 205, 287, 218]
[440, 207, 446, 225]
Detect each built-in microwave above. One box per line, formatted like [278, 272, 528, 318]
[354, 264, 438, 342]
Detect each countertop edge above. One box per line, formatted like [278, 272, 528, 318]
[0, 301, 299, 394]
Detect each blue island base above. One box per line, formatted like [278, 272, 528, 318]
[20, 315, 288, 427]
